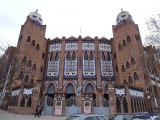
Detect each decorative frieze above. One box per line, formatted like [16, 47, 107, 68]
[23, 87, 34, 97]
[99, 42, 111, 52]
[49, 42, 61, 52]
[82, 41, 94, 52]
[65, 41, 78, 52]
[114, 87, 126, 98]
[129, 88, 144, 98]
[11, 88, 20, 96]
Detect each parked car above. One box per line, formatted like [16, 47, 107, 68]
[108, 113, 131, 120]
[65, 113, 107, 120]
[129, 113, 160, 120]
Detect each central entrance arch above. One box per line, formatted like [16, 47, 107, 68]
[65, 83, 78, 115]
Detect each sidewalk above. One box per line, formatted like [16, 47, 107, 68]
[0, 109, 67, 120]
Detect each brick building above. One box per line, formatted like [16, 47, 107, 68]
[1, 9, 160, 115]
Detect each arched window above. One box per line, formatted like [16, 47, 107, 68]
[72, 51, 76, 60]
[26, 36, 31, 43]
[42, 53, 45, 59]
[22, 56, 27, 64]
[31, 40, 35, 46]
[102, 52, 105, 61]
[134, 72, 139, 80]
[116, 66, 118, 72]
[129, 76, 133, 84]
[127, 36, 131, 42]
[134, 99, 137, 112]
[131, 99, 134, 113]
[126, 61, 130, 68]
[27, 60, 31, 67]
[32, 64, 36, 71]
[122, 65, 125, 72]
[19, 71, 23, 79]
[50, 53, 54, 61]
[107, 52, 110, 61]
[123, 97, 128, 113]
[116, 97, 121, 113]
[30, 79, 34, 84]
[27, 96, 32, 107]
[90, 51, 93, 60]
[36, 44, 39, 50]
[67, 51, 70, 60]
[124, 79, 128, 84]
[40, 66, 43, 72]
[118, 44, 122, 50]
[131, 57, 136, 65]
[84, 51, 88, 60]
[114, 53, 116, 59]
[55, 52, 59, 61]
[123, 40, 126, 46]
[24, 75, 29, 83]
[20, 97, 25, 107]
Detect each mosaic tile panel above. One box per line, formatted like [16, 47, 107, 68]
[46, 58, 60, 77]
[99, 42, 111, 52]
[65, 41, 78, 52]
[83, 58, 96, 77]
[64, 58, 77, 77]
[82, 41, 94, 52]
[129, 88, 144, 98]
[100, 58, 113, 77]
[49, 42, 61, 52]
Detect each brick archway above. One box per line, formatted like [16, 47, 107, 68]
[43, 82, 57, 94]
[83, 81, 97, 94]
[63, 81, 77, 94]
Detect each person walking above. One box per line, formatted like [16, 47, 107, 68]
[35, 105, 40, 118]
[39, 105, 44, 116]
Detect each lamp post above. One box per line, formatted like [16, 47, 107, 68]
[0, 62, 13, 106]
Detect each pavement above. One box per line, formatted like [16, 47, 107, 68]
[0, 109, 67, 120]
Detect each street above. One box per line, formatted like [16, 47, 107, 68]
[0, 109, 67, 120]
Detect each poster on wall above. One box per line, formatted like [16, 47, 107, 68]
[55, 101, 62, 115]
[84, 101, 91, 114]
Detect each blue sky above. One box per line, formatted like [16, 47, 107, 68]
[0, 0, 160, 52]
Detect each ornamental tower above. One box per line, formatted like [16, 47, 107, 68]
[9, 10, 47, 114]
[112, 9, 146, 87]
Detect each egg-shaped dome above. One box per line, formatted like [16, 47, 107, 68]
[28, 9, 43, 25]
[116, 9, 133, 25]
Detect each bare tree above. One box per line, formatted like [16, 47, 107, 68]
[145, 14, 160, 48]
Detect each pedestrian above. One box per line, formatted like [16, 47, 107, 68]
[35, 105, 40, 118]
[39, 105, 44, 116]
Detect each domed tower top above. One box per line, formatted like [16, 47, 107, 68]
[116, 9, 133, 25]
[28, 9, 43, 25]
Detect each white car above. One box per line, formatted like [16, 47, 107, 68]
[65, 113, 107, 120]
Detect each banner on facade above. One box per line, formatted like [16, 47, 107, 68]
[55, 101, 62, 115]
[84, 101, 91, 114]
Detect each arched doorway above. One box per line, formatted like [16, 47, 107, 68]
[44, 84, 55, 115]
[65, 83, 77, 115]
[104, 85, 109, 106]
[84, 83, 95, 114]
[65, 83, 75, 106]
